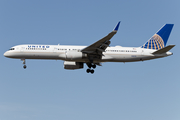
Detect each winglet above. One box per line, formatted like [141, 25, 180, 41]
[113, 21, 120, 32]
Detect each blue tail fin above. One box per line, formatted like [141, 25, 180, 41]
[141, 24, 174, 50]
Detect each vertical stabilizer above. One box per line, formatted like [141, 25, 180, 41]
[141, 24, 174, 50]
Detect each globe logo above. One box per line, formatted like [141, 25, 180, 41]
[142, 34, 164, 50]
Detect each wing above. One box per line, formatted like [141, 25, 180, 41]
[81, 22, 120, 56]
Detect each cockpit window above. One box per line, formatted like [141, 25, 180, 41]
[9, 48, 15, 50]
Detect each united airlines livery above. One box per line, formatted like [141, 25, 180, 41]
[4, 22, 175, 74]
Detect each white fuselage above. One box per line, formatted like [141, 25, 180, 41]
[4, 44, 172, 62]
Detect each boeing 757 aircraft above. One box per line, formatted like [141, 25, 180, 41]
[4, 22, 175, 74]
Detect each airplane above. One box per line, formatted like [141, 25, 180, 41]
[4, 22, 175, 74]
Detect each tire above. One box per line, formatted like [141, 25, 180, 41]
[23, 65, 27, 69]
[92, 64, 96, 69]
[86, 69, 90, 73]
[90, 69, 94, 74]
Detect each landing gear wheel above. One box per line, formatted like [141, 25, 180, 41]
[92, 64, 96, 69]
[23, 65, 27, 69]
[88, 64, 92, 68]
[86, 69, 95, 74]
[90, 69, 94, 74]
[86, 69, 90, 73]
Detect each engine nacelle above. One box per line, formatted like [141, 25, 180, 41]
[64, 61, 84, 70]
[66, 51, 87, 60]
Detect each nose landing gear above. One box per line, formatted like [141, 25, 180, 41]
[23, 65, 27, 69]
[21, 59, 27, 69]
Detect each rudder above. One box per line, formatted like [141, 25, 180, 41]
[141, 24, 174, 50]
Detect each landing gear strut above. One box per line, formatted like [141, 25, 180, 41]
[21, 59, 27, 69]
[86, 63, 96, 74]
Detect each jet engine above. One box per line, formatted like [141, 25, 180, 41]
[64, 61, 84, 70]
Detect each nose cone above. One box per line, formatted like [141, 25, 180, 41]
[4, 51, 7, 57]
[4, 51, 10, 58]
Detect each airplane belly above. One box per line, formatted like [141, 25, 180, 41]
[102, 54, 135, 61]
[102, 53, 155, 62]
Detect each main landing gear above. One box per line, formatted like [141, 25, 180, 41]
[86, 63, 96, 74]
[21, 59, 27, 69]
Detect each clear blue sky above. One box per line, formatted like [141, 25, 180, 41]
[0, 0, 180, 120]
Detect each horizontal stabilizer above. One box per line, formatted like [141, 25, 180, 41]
[152, 45, 175, 54]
